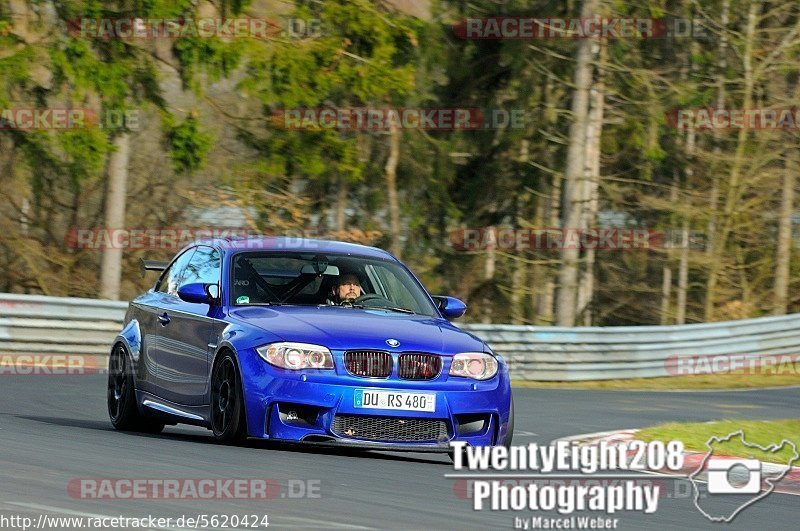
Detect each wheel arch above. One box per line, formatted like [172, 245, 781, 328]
[110, 339, 139, 385]
[108, 339, 149, 419]
[210, 343, 250, 435]
[112, 319, 142, 391]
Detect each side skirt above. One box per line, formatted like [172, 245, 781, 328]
[136, 390, 211, 428]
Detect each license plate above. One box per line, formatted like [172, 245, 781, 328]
[354, 389, 436, 412]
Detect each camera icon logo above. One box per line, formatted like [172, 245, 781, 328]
[689, 430, 799, 522]
[706, 458, 761, 494]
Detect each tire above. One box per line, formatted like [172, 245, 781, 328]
[503, 395, 514, 448]
[107, 343, 165, 434]
[210, 352, 247, 443]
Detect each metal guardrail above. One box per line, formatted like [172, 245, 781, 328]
[462, 318, 800, 380]
[2, 293, 798, 380]
[0, 293, 126, 356]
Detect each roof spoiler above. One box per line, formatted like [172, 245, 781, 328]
[140, 259, 168, 277]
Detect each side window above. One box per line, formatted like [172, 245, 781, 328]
[180, 246, 221, 288]
[156, 248, 196, 296]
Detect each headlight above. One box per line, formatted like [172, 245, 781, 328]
[449, 352, 498, 380]
[256, 342, 334, 370]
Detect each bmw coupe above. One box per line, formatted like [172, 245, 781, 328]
[108, 237, 513, 454]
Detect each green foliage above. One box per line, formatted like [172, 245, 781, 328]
[4, 0, 800, 325]
[58, 128, 112, 188]
[162, 113, 213, 174]
[173, 37, 244, 92]
[234, 0, 422, 223]
[0, 45, 33, 100]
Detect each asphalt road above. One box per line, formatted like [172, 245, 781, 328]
[0, 374, 798, 530]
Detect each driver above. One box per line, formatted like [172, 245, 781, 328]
[329, 272, 363, 305]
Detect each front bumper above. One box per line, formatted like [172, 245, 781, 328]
[265, 438, 458, 453]
[237, 348, 512, 451]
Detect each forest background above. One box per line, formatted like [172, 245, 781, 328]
[2, 0, 799, 327]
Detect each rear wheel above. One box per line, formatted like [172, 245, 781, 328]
[107, 344, 164, 434]
[210, 352, 247, 443]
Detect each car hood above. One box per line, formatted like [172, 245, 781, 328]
[228, 305, 486, 354]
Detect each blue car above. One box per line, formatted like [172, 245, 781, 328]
[108, 237, 513, 454]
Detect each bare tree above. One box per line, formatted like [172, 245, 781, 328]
[556, 0, 598, 326]
[99, 133, 130, 300]
[704, 1, 758, 320]
[577, 38, 605, 325]
[774, 142, 797, 314]
[385, 122, 402, 257]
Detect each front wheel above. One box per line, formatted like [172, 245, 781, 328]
[503, 396, 514, 448]
[107, 344, 164, 434]
[210, 352, 247, 443]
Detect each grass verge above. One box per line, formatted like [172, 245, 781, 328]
[636, 419, 800, 464]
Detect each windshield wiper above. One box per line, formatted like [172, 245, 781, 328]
[350, 304, 416, 314]
[238, 302, 298, 306]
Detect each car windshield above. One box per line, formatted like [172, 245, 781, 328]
[230, 252, 439, 317]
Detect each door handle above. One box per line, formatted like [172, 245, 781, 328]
[158, 312, 171, 326]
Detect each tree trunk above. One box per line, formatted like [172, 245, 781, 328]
[335, 177, 348, 232]
[99, 133, 130, 300]
[481, 227, 496, 325]
[531, 195, 545, 322]
[774, 149, 795, 314]
[577, 38, 605, 326]
[536, 75, 559, 325]
[661, 177, 680, 324]
[675, 39, 700, 325]
[676, 221, 690, 324]
[660, 266, 672, 324]
[484, 226, 496, 280]
[384, 122, 401, 257]
[556, 0, 597, 326]
[538, 169, 561, 324]
[705, 0, 729, 260]
[705, 2, 757, 321]
[511, 258, 525, 324]
[512, 141, 531, 325]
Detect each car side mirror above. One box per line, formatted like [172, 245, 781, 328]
[206, 284, 220, 303]
[178, 282, 218, 305]
[434, 296, 467, 319]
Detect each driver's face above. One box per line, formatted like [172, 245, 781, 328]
[336, 274, 362, 301]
